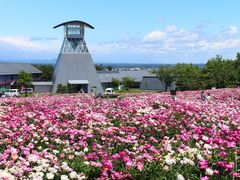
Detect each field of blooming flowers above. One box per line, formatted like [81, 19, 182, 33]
[0, 88, 239, 180]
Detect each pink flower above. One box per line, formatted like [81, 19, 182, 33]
[68, 154, 74, 160]
[102, 160, 113, 171]
[225, 163, 234, 170]
[60, 153, 65, 158]
[199, 160, 209, 169]
[200, 176, 209, 180]
[136, 162, 144, 171]
[119, 151, 126, 157]
[91, 161, 102, 167]
[219, 151, 228, 158]
[231, 172, 240, 178]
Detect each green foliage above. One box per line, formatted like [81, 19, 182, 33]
[122, 76, 136, 90]
[111, 78, 120, 89]
[107, 65, 113, 71]
[155, 53, 240, 91]
[56, 84, 68, 94]
[17, 71, 33, 88]
[156, 66, 176, 91]
[204, 55, 237, 88]
[95, 64, 104, 71]
[33, 64, 54, 81]
[234, 53, 240, 84]
[174, 63, 202, 90]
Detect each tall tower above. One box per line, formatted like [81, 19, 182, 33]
[52, 20, 103, 93]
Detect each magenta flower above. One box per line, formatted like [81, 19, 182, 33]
[200, 176, 209, 180]
[102, 160, 113, 171]
[199, 160, 209, 169]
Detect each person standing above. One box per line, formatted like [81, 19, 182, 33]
[201, 91, 207, 101]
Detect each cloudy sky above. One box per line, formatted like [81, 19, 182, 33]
[0, 0, 240, 64]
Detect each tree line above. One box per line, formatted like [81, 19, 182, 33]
[156, 53, 240, 91]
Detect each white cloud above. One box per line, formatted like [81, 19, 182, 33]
[90, 24, 240, 63]
[143, 26, 199, 43]
[227, 26, 238, 36]
[0, 36, 60, 51]
[1, 25, 240, 63]
[143, 31, 166, 42]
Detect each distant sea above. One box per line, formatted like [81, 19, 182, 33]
[0, 59, 205, 69]
[96, 63, 205, 69]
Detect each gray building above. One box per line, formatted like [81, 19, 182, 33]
[0, 62, 42, 88]
[140, 76, 176, 91]
[52, 20, 103, 93]
[140, 76, 165, 90]
[98, 70, 152, 89]
[31, 81, 53, 93]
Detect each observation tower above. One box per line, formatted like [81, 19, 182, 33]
[52, 20, 103, 93]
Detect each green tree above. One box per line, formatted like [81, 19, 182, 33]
[17, 71, 33, 89]
[204, 55, 237, 88]
[122, 76, 135, 90]
[95, 64, 104, 71]
[56, 84, 68, 94]
[33, 64, 54, 81]
[174, 63, 202, 90]
[107, 65, 113, 71]
[156, 66, 176, 92]
[111, 78, 119, 89]
[234, 52, 240, 85]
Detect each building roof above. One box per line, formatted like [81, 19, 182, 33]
[0, 62, 42, 75]
[68, 80, 89, 84]
[140, 76, 164, 90]
[53, 20, 94, 29]
[31, 82, 53, 86]
[52, 54, 103, 93]
[97, 70, 153, 83]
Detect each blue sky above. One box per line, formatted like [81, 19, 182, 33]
[0, 0, 240, 64]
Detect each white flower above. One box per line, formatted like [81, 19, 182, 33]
[188, 159, 195, 166]
[84, 161, 90, 165]
[36, 172, 44, 177]
[0, 170, 15, 180]
[83, 147, 89, 152]
[163, 165, 169, 171]
[42, 163, 50, 168]
[46, 172, 55, 179]
[43, 137, 49, 141]
[69, 171, 78, 179]
[177, 174, 185, 180]
[61, 175, 69, 180]
[203, 144, 212, 149]
[48, 167, 58, 173]
[165, 157, 176, 166]
[8, 167, 16, 174]
[33, 166, 43, 172]
[53, 150, 59, 154]
[206, 168, 214, 176]
[28, 154, 39, 163]
[202, 136, 209, 141]
[75, 151, 84, 156]
[61, 162, 73, 172]
[197, 154, 204, 161]
[164, 141, 172, 152]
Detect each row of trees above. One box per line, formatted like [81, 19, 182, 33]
[32, 64, 54, 81]
[95, 64, 113, 71]
[156, 53, 240, 91]
[111, 77, 136, 90]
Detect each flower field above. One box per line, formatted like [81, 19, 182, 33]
[0, 89, 239, 179]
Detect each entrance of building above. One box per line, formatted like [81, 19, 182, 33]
[68, 80, 89, 93]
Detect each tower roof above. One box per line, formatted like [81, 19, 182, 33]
[53, 20, 94, 29]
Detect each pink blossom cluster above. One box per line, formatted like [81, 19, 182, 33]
[0, 89, 239, 179]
